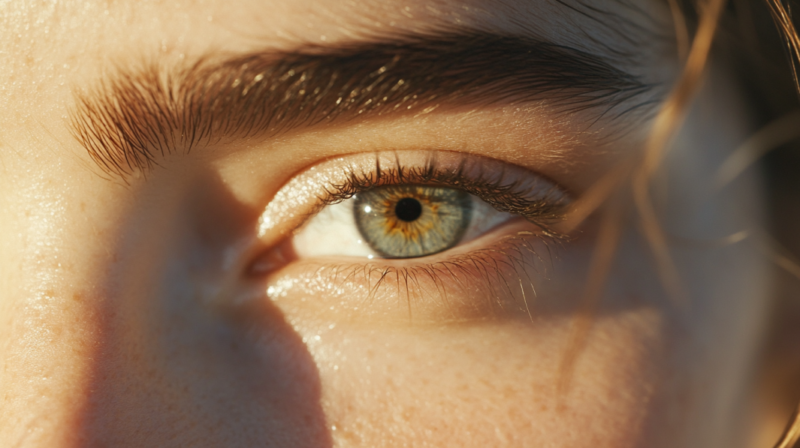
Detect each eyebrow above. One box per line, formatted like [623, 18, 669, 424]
[69, 30, 654, 177]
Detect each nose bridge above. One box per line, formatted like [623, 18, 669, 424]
[75, 253, 330, 447]
[75, 175, 331, 446]
[0, 164, 331, 446]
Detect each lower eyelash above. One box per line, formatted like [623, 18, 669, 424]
[268, 229, 560, 324]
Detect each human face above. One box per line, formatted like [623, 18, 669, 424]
[0, 1, 769, 447]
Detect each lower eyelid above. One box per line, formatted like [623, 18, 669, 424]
[256, 221, 554, 325]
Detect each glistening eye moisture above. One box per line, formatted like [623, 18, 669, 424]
[249, 151, 573, 323]
[353, 185, 473, 258]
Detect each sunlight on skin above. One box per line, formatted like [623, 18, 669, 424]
[0, 1, 772, 447]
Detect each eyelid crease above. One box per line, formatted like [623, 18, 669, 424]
[316, 154, 572, 240]
[255, 151, 572, 251]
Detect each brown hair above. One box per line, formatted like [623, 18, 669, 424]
[664, 1, 800, 446]
[558, 1, 800, 447]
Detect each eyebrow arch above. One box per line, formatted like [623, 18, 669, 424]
[70, 30, 653, 177]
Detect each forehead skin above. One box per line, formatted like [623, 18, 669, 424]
[0, 1, 768, 448]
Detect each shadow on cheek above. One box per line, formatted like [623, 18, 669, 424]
[67, 171, 332, 447]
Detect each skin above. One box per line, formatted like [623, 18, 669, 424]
[0, 0, 778, 447]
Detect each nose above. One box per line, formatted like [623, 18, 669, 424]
[0, 169, 332, 447]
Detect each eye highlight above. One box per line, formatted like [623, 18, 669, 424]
[275, 151, 570, 264]
[249, 151, 573, 321]
[293, 183, 515, 260]
[354, 185, 472, 258]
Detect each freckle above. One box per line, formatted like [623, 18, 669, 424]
[80, 202, 86, 212]
[72, 292, 83, 302]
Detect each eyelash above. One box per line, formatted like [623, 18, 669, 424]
[263, 154, 571, 321]
[289, 231, 555, 322]
[312, 156, 570, 241]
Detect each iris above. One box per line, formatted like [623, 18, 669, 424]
[353, 185, 473, 258]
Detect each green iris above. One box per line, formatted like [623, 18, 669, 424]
[353, 185, 473, 258]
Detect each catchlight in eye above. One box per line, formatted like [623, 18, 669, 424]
[268, 152, 570, 263]
[354, 185, 473, 258]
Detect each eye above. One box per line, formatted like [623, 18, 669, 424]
[250, 151, 572, 321]
[355, 185, 472, 258]
[262, 151, 571, 266]
[293, 184, 516, 259]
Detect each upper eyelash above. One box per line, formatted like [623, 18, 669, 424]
[314, 155, 571, 239]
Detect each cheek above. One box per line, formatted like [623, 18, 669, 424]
[300, 313, 666, 447]
[268, 226, 768, 448]
[0, 162, 120, 444]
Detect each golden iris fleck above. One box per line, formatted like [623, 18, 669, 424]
[353, 185, 472, 258]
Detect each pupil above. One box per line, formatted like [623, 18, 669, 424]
[395, 197, 423, 222]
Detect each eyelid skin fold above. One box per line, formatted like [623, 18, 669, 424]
[254, 151, 572, 250]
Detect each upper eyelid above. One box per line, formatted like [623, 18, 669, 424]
[255, 151, 572, 249]
[317, 160, 571, 234]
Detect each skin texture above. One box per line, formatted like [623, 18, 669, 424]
[0, 0, 775, 447]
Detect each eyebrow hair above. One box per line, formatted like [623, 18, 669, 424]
[70, 30, 654, 177]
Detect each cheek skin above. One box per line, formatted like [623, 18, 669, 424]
[0, 156, 124, 445]
[256, 218, 766, 448]
[278, 310, 666, 447]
